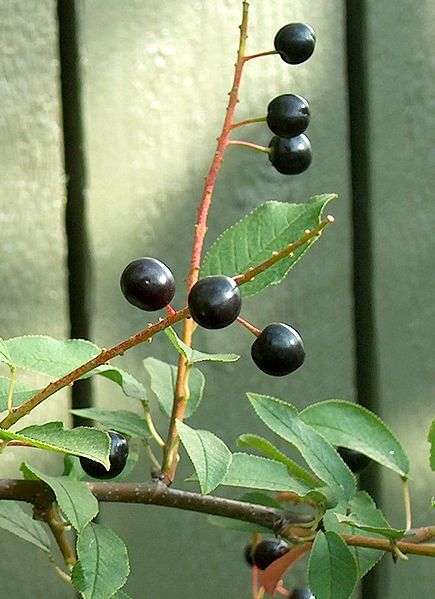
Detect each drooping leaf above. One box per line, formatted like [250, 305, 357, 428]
[70, 408, 151, 439]
[301, 400, 409, 476]
[0, 376, 39, 410]
[0, 422, 110, 467]
[247, 394, 356, 501]
[222, 453, 315, 495]
[323, 491, 386, 577]
[143, 357, 204, 418]
[21, 463, 98, 532]
[201, 195, 336, 296]
[308, 531, 358, 599]
[0, 500, 51, 552]
[237, 433, 319, 486]
[207, 491, 282, 533]
[428, 420, 435, 471]
[72, 523, 130, 599]
[177, 421, 232, 494]
[2, 336, 146, 401]
[165, 327, 239, 364]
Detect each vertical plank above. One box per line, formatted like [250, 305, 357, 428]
[78, 1, 354, 596]
[0, 0, 71, 595]
[364, 1, 435, 596]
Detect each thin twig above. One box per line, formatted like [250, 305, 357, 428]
[231, 116, 267, 130]
[228, 140, 270, 153]
[402, 476, 412, 530]
[244, 50, 279, 61]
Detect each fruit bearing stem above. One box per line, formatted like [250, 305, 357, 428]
[2, 479, 434, 557]
[162, 0, 251, 483]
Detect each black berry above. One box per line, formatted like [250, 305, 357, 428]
[80, 430, 129, 479]
[188, 275, 241, 329]
[120, 257, 175, 311]
[252, 539, 289, 570]
[337, 447, 371, 474]
[291, 589, 315, 599]
[251, 323, 305, 377]
[274, 23, 316, 65]
[244, 543, 254, 567]
[267, 94, 310, 138]
[269, 135, 312, 175]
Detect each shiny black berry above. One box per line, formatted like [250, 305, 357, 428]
[244, 543, 254, 567]
[337, 447, 371, 474]
[267, 94, 310, 138]
[80, 431, 129, 479]
[188, 275, 241, 329]
[274, 23, 316, 65]
[120, 257, 175, 311]
[269, 135, 312, 175]
[251, 323, 305, 377]
[252, 539, 289, 570]
[291, 589, 315, 599]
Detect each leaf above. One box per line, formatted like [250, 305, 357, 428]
[222, 453, 315, 495]
[0, 422, 110, 467]
[2, 336, 146, 401]
[247, 394, 356, 501]
[323, 491, 386, 577]
[308, 531, 358, 599]
[72, 522, 130, 599]
[201, 194, 336, 296]
[165, 327, 239, 364]
[336, 514, 404, 540]
[63, 455, 85, 480]
[301, 400, 409, 476]
[143, 357, 204, 418]
[429, 420, 435, 471]
[176, 421, 232, 494]
[0, 500, 51, 552]
[0, 338, 13, 367]
[0, 376, 39, 410]
[237, 433, 319, 486]
[22, 463, 98, 532]
[207, 491, 282, 533]
[70, 408, 151, 439]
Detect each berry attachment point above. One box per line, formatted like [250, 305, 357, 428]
[268, 135, 312, 175]
[80, 430, 129, 479]
[251, 323, 305, 376]
[274, 23, 316, 65]
[120, 257, 176, 311]
[267, 94, 310, 138]
[337, 447, 371, 474]
[188, 275, 242, 329]
[252, 539, 289, 570]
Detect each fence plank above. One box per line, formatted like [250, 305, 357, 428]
[363, 1, 435, 597]
[0, 0, 70, 596]
[77, 1, 354, 596]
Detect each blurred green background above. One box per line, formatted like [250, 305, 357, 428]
[0, 0, 434, 597]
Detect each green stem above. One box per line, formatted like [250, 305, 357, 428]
[7, 366, 16, 413]
[402, 476, 412, 530]
[231, 116, 267, 130]
[228, 140, 270, 153]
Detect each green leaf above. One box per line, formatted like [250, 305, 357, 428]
[222, 453, 314, 495]
[247, 394, 356, 501]
[336, 514, 404, 540]
[237, 433, 319, 486]
[428, 420, 435, 471]
[177, 421, 232, 494]
[63, 455, 85, 480]
[0, 338, 13, 367]
[165, 327, 239, 364]
[323, 491, 386, 577]
[2, 336, 146, 401]
[22, 463, 98, 532]
[0, 422, 110, 468]
[308, 531, 358, 599]
[72, 523, 130, 599]
[301, 400, 409, 476]
[0, 500, 51, 552]
[70, 408, 151, 439]
[207, 492, 282, 533]
[143, 357, 204, 418]
[201, 195, 336, 296]
[0, 376, 39, 410]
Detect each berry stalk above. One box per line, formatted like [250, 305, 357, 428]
[162, 0, 251, 482]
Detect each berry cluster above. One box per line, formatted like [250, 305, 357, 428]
[267, 23, 315, 175]
[120, 259, 305, 378]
